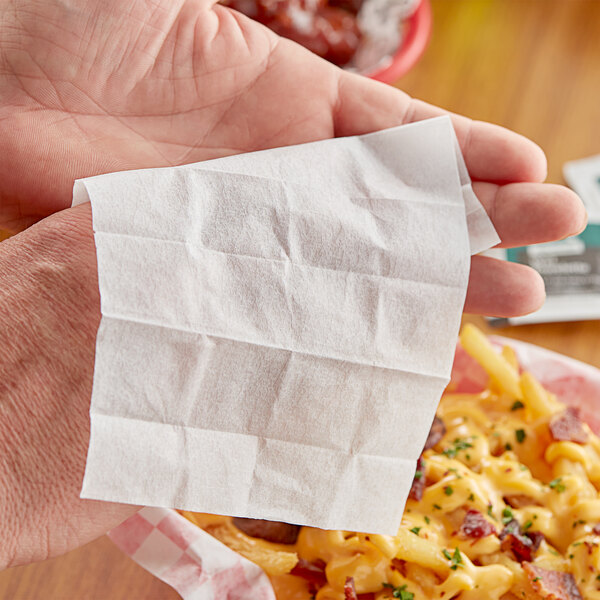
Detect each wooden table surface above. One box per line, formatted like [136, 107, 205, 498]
[1, 1, 599, 598]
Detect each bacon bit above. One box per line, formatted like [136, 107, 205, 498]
[232, 517, 300, 544]
[585, 541, 597, 555]
[458, 509, 497, 539]
[525, 531, 544, 551]
[504, 494, 539, 509]
[523, 563, 583, 600]
[408, 455, 426, 501]
[424, 416, 446, 450]
[592, 523, 600, 535]
[387, 558, 408, 580]
[499, 520, 538, 562]
[290, 558, 328, 586]
[549, 407, 588, 444]
[391, 558, 407, 575]
[501, 533, 535, 563]
[498, 519, 520, 540]
[344, 577, 358, 600]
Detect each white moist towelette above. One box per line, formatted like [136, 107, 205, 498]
[75, 116, 499, 534]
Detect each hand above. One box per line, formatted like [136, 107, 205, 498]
[0, 0, 586, 570]
[0, 204, 136, 569]
[0, 0, 585, 316]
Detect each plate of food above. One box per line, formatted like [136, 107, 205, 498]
[110, 325, 600, 600]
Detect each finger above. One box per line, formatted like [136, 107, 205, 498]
[333, 71, 547, 184]
[406, 98, 547, 183]
[465, 255, 545, 317]
[473, 182, 587, 248]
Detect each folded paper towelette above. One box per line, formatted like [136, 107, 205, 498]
[75, 116, 499, 534]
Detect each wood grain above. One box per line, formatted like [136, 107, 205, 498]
[0, 1, 599, 598]
[396, 0, 600, 366]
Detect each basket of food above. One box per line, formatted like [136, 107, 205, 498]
[110, 325, 600, 599]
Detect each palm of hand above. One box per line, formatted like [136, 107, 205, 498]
[1, 0, 342, 229]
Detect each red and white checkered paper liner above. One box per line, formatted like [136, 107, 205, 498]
[108, 507, 276, 599]
[109, 337, 600, 599]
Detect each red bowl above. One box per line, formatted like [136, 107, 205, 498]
[365, 0, 432, 83]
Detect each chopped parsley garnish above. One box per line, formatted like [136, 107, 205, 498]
[433, 503, 442, 510]
[424, 516, 430, 524]
[504, 443, 513, 451]
[487, 504, 494, 517]
[414, 469, 423, 480]
[501, 507, 514, 525]
[382, 583, 414, 600]
[410, 527, 421, 536]
[511, 400, 525, 411]
[515, 429, 526, 443]
[444, 486, 454, 496]
[442, 438, 474, 459]
[443, 547, 463, 570]
[573, 519, 586, 528]
[468, 492, 475, 502]
[533, 577, 541, 582]
[522, 520, 533, 531]
[448, 467, 462, 479]
[549, 477, 566, 493]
